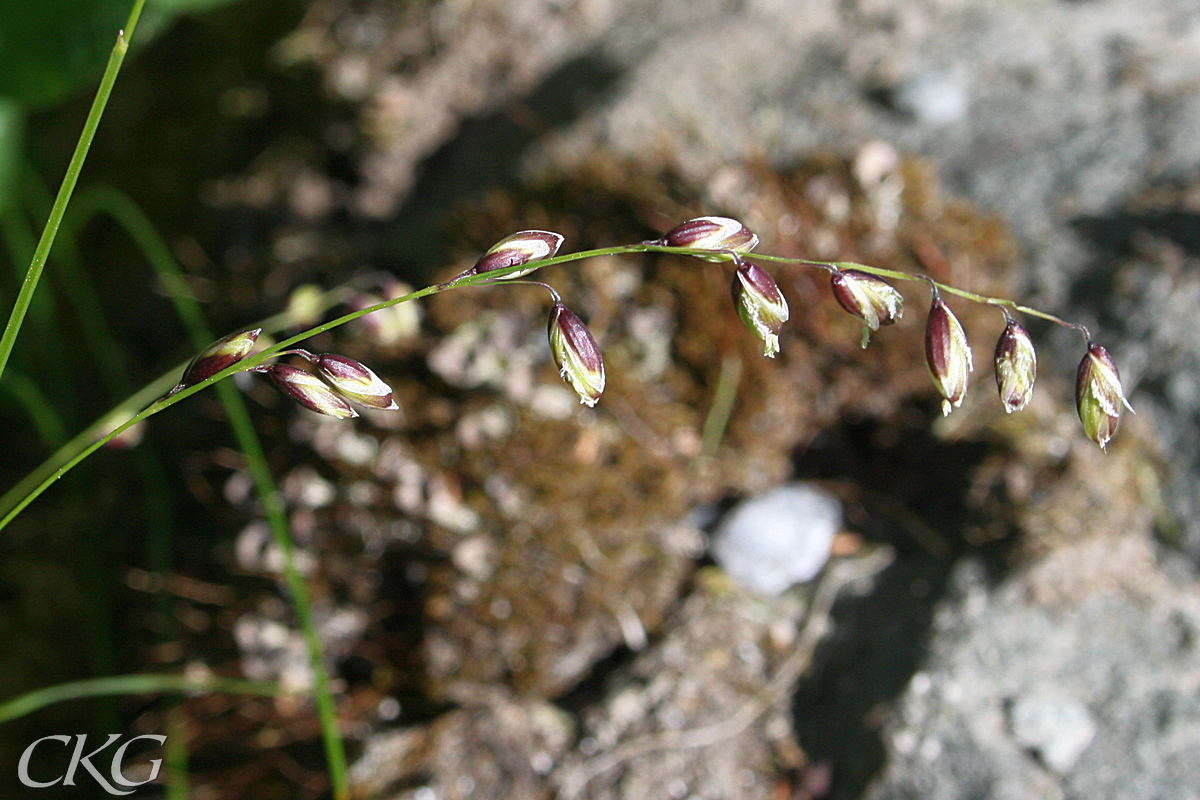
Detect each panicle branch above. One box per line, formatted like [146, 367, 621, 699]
[158, 215, 1137, 451]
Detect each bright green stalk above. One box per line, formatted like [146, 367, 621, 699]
[0, 674, 282, 724]
[0, 282, 356, 522]
[165, 706, 191, 800]
[0, 0, 147, 379]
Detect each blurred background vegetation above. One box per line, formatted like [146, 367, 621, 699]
[1, 1, 334, 795]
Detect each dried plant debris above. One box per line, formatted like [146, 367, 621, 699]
[350, 686, 575, 800]
[551, 552, 893, 800]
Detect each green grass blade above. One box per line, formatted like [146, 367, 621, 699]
[0, 369, 66, 447]
[0, 0, 147, 379]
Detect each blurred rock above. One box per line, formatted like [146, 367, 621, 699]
[866, 543, 1200, 800]
[281, 0, 621, 217]
[711, 483, 841, 595]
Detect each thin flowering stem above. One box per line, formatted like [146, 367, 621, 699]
[1, 236, 1118, 532]
[1065, 322, 1093, 344]
[475, 278, 563, 304]
[464, 242, 1090, 339]
[276, 348, 319, 361]
[750, 253, 1088, 334]
[0, 283, 376, 524]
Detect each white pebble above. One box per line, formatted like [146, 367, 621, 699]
[1009, 693, 1096, 774]
[710, 483, 841, 595]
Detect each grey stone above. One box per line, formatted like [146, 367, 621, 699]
[866, 552, 1200, 800]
